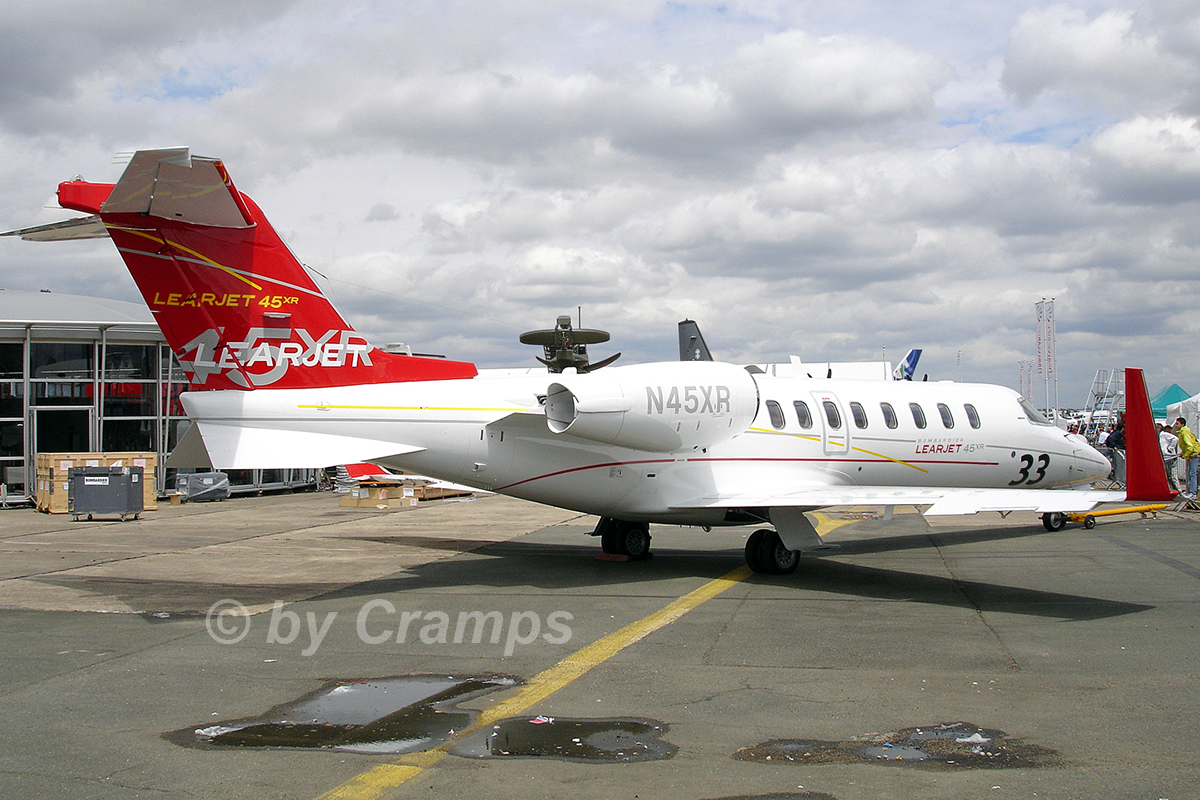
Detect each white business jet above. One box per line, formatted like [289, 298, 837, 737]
[4, 148, 1169, 574]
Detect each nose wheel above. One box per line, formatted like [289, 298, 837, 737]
[1041, 512, 1067, 532]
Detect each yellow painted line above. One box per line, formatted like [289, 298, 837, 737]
[316, 513, 855, 800]
[314, 564, 753, 800]
[810, 511, 861, 535]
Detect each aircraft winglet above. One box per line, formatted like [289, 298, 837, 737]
[1123, 367, 1176, 502]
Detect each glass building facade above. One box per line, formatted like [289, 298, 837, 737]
[0, 290, 313, 499]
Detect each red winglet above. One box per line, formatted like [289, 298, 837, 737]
[57, 181, 115, 215]
[1124, 367, 1176, 502]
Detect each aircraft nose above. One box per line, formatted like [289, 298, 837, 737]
[1079, 442, 1111, 481]
[1067, 433, 1110, 483]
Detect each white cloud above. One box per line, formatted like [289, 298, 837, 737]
[1003, 5, 1200, 112]
[4, 0, 1200, 404]
[1087, 114, 1200, 202]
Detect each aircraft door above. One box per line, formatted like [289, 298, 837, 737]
[811, 392, 850, 455]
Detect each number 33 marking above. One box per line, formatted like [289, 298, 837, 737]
[1009, 453, 1050, 485]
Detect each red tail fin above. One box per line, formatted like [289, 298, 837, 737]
[58, 148, 476, 390]
[1123, 367, 1175, 502]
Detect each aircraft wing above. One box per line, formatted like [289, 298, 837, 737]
[671, 486, 1126, 516]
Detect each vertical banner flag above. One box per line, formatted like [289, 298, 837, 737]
[1035, 299, 1056, 378]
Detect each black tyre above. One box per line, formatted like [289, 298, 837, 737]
[1083, 515, 1096, 530]
[601, 530, 621, 554]
[621, 524, 652, 559]
[1041, 512, 1066, 532]
[745, 529, 770, 573]
[761, 531, 800, 574]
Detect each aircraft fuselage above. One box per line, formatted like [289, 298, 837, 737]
[182, 365, 1110, 526]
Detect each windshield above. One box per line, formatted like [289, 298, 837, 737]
[1018, 397, 1053, 426]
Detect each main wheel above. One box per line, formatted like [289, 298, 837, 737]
[601, 530, 621, 554]
[760, 531, 800, 574]
[745, 529, 770, 573]
[1041, 512, 1066, 532]
[620, 523, 651, 559]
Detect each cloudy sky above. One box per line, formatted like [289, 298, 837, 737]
[2, 0, 1199, 405]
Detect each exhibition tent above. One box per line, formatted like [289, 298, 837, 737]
[1152, 384, 1191, 419]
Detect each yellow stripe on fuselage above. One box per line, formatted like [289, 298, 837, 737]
[747, 426, 929, 473]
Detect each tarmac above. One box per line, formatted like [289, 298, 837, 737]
[0, 489, 1198, 800]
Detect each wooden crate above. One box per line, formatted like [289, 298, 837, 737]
[36, 452, 158, 514]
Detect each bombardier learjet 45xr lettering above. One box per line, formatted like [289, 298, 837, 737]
[4, 148, 1171, 574]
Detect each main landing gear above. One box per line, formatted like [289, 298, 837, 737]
[592, 518, 652, 559]
[744, 529, 800, 574]
[588, 517, 804, 573]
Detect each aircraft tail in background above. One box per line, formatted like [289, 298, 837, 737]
[678, 319, 713, 361]
[893, 348, 922, 380]
[29, 147, 477, 391]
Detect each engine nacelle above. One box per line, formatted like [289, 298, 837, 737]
[544, 361, 759, 452]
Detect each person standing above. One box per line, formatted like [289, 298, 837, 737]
[1173, 417, 1200, 499]
[1160, 423, 1181, 493]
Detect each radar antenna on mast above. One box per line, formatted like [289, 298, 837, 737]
[519, 315, 620, 373]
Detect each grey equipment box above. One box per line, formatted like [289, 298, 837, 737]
[68, 466, 144, 521]
[176, 472, 231, 502]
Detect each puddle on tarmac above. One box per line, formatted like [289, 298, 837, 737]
[735, 722, 1060, 769]
[167, 674, 517, 754]
[451, 715, 677, 763]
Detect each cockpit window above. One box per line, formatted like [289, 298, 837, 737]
[1018, 397, 1053, 426]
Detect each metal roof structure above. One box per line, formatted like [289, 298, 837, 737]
[0, 289, 160, 342]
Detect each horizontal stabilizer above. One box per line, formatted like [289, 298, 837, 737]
[101, 147, 253, 228]
[183, 422, 424, 470]
[0, 215, 109, 241]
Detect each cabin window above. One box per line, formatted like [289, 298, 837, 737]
[880, 402, 898, 429]
[822, 400, 842, 429]
[766, 400, 785, 429]
[909, 402, 927, 429]
[964, 403, 981, 429]
[793, 400, 813, 429]
[850, 401, 868, 429]
[937, 403, 954, 428]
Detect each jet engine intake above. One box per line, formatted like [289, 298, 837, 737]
[544, 361, 758, 452]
